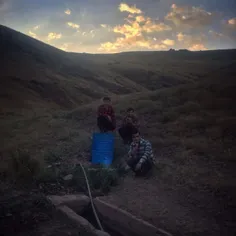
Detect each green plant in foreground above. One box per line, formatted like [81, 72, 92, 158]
[71, 165, 119, 194]
[9, 149, 41, 183]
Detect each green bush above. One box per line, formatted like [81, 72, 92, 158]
[71, 165, 119, 194]
[9, 149, 41, 183]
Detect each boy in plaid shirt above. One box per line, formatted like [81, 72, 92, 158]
[125, 128, 154, 176]
[97, 96, 116, 132]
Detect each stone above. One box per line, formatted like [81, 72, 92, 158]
[63, 174, 73, 181]
[94, 197, 172, 236]
[57, 205, 95, 232]
[92, 229, 111, 236]
[47, 194, 90, 214]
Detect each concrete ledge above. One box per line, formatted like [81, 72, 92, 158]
[57, 205, 95, 232]
[57, 205, 111, 236]
[47, 194, 90, 214]
[94, 197, 172, 236]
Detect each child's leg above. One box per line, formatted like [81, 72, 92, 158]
[135, 160, 153, 177]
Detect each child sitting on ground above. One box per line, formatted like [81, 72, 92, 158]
[125, 128, 154, 177]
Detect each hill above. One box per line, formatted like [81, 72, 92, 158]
[1, 24, 236, 236]
[1, 24, 236, 115]
[67, 63, 236, 236]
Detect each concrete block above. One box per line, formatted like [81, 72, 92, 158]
[47, 194, 90, 214]
[94, 197, 172, 236]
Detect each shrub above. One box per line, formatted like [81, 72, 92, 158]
[8, 149, 41, 183]
[71, 165, 119, 194]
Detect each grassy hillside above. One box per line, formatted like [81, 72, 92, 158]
[1, 24, 236, 236]
[1, 24, 236, 115]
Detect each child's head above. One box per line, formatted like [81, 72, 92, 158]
[131, 127, 141, 143]
[102, 96, 111, 104]
[127, 107, 134, 116]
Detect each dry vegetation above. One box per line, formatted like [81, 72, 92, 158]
[1, 24, 236, 236]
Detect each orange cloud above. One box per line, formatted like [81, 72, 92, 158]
[162, 39, 175, 46]
[135, 15, 145, 23]
[228, 18, 236, 26]
[99, 4, 173, 52]
[227, 17, 236, 31]
[28, 31, 37, 39]
[142, 17, 172, 32]
[67, 22, 80, 29]
[188, 44, 207, 51]
[119, 3, 142, 14]
[176, 32, 207, 50]
[65, 9, 71, 15]
[59, 43, 69, 51]
[47, 32, 62, 41]
[166, 4, 215, 28]
[177, 32, 185, 41]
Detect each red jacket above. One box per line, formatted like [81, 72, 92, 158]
[97, 104, 116, 128]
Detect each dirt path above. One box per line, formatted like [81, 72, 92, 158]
[102, 174, 235, 236]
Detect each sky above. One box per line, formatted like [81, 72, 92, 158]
[0, 0, 236, 53]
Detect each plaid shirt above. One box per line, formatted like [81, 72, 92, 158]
[128, 138, 154, 164]
[97, 104, 116, 127]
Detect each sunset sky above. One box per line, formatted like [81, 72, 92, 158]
[0, 0, 236, 53]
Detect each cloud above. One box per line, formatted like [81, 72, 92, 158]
[67, 22, 80, 29]
[65, 9, 71, 15]
[59, 43, 69, 51]
[113, 16, 171, 38]
[135, 15, 145, 23]
[28, 31, 38, 39]
[188, 44, 207, 51]
[227, 17, 236, 30]
[142, 17, 172, 33]
[177, 32, 185, 41]
[119, 3, 142, 14]
[100, 24, 113, 32]
[33, 25, 40, 30]
[208, 30, 224, 38]
[162, 39, 175, 46]
[228, 18, 236, 26]
[99, 5, 172, 52]
[176, 32, 207, 50]
[166, 4, 215, 28]
[47, 32, 62, 41]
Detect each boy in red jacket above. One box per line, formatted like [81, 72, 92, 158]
[97, 96, 116, 132]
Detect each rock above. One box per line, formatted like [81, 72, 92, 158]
[47, 194, 90, 214]
[63, 174, 73, 181]
[57, 205, 95, 232]
[92, 229, 110, 236]
[94, 197, 172, 236]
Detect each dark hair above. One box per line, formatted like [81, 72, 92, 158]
[103, 96, 111, 102]
[127, 107, 134, 112]
[131, 127, 140, 136]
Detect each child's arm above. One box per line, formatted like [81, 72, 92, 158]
[110, 106, 116, 128]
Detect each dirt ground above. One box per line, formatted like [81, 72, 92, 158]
[0, 191, 96, 236]
[103, 170, 236, 236]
